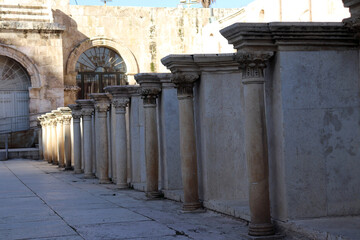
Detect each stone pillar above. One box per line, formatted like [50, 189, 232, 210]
[171, 73, 202, 212]
[37, 117, 44, 160]
[135, 74, 162, 199]
[69, 104, 82, 174]
[53, 110, 63, 166]
[105, 86, 138, 189]
[51, 110, 60, 165]
[43, 115, 50, 163]
[40, 115, 48, 162]
[55, 109, 65, 168]
[76, 100, 95, 178]
[46, 113, 56, 164]
[90, 94, 111, 184]
[60, 107, 72, 171]
[237, 51, 275, 236]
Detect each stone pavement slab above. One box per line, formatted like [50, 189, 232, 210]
[0, 159, 250, 240]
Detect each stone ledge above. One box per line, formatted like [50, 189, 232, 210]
[0, 148, 39, 161]
[0, 21, 65, 32]
[276, 216, 360, 240]
[203, 199, 251, 222]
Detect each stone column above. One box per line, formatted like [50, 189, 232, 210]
[46, 113, 56, 164]
[55, 109, 65, 168]
[76, 100, 95, 178]
[135, 74, 162, 199]
[237, 51, 275, 236]
[171, 73, 202, 212]
[43, 115, 50, 163]
[51, 111, 60, 165]
[53, 110, 63, 166]
[69, 104, 82, 174]
[60, 107, 73, 171]
[90, 93, 111, 184]
[105, 86, 138, 189]
[37, 117, 44, 160]
[41, 115, 48, 162]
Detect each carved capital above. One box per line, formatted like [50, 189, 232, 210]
[62, 115, 72, 125]
[171, 73, 199, 99]
[112, 97, 129, 109]
[68, 104, 82, 119]
[81, 108, 94, 116]
[236, 51, 273, 84]
[141, 87, 161, 106]
[343, 17, 360, 36]
[95, 101, 110, 113]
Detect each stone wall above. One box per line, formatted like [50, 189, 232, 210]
[266, 50, 360, 220]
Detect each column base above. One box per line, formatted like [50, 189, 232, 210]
[64, 166, 73, 171]
[99, 178, 111, 184]
[58, 164, 65, 168]
[74, 169, 83, 174]
[83, 173, 96, 179]
[182, 202, 203, 212]
[52, 161, 59, 165]
[116, 183, 129, 189]
[240, 234, 284, 240]
[249, 223, 275, 236]
[146, 191, 163, 200]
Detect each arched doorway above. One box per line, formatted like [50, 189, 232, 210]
[0, 55, 31, 133]
[75, 47, 128, 99]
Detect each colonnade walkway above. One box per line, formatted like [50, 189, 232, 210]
[0, 159, 249, 240]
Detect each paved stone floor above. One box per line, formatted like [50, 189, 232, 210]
[0, 159, 250, 240]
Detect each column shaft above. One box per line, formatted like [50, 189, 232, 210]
[144, 103, 160, 197]
[178, 94, 201, 211]
[83, 115, 94, 178]
[238, 52, 274, 236]
[73, 118, 82, 173]
[97, 111, 110, 183]
[57, 120, 65, 168]
[115, 107, 128, 188]
[63, 117, 72, 170]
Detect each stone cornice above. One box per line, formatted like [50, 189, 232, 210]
[220, 22, 358, 51]
[89, 93, 110, 113]
[76, 99, 95, 109]
[104, 85, 140, 98]
[161, 55, 199, 74]
[68, 104, 82, 119]
[134, 73, 162, 106]
[193, 54, 240, 72]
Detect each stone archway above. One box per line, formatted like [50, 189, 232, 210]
[66, 37, 139, 82]
[0, 44, 41, 88]
[64, 37, 139, 104]
[0, 45, 41, 148]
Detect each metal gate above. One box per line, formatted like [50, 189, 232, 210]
[0, 56, 30, 133]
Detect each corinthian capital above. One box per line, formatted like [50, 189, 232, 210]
[171, 73, 199, 99]
[89, 93, 110, 113]
[68, 104, 82, 119]
[236, 51, 273, 84]
[112, 97, 130, 109]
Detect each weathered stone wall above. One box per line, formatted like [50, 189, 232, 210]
[0, 25, 64, 115]
[266, 50, 360, 220]
[61, 5, 238, 86]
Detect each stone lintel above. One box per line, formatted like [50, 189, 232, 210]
[76, 99, 95, 109]
[134, 73, 162, 96]
[157, 73, 174, 89]
[68, 104, 82, 119]
[193, 53, 240, 72]
[58, 107, 72, 115]
[104, 85, 140, 98]
[89, 93, 110, 113]
[0, 21, 66, 32]
[161, 55, 199, 74]
[220, 22, 358, 52]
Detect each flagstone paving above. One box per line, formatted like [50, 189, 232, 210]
[0, 159, 249, 240]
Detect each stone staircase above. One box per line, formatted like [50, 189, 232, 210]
[0, 2, 52, 23]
